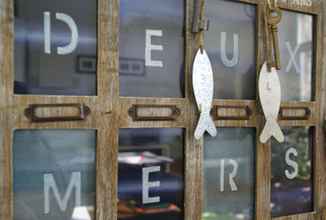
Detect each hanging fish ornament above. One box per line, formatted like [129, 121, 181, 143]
[259, 62, 284, 143]
[192, 49, 217, 140]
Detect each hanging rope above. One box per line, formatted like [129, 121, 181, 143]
[198, 0, 205, 53]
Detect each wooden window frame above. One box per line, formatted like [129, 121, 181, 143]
[0, 0, 118, 219]
[0, 1, 324, 220]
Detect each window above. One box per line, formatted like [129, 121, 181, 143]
[14, 0, 97, 95]
[0, 0, 323, 220]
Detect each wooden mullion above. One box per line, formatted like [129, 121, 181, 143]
[256, 116, 272, 220]
[96, 117, 118, 220]
[313, 9, 324, 217]
[256, 1, 272, 220]
[184, 0, 204, 219]
[318, 0, 326, 217]
[0, 0, 14, 219]
[214, 121, 257, 127]
[1, 125, 13, 220]
[96, 0, 119, 219]
[272, 212, 316, 220]
[0, 3, 7, 219]
[313, 125, 324, 217]
[281, 101, 316, 106]
[278, 1, 321, 15]
[213, 99, 257, 105]
[313, 1, 325, 216]
[237, 0, 260, 6]
[318, 0, 326, 218]
[12, 123, 98, 130]
[184, 126, 203, 220]
[0, 125, 3, 219]
[119, 97, 186, 103]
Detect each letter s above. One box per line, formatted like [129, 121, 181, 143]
[285, 147, 298, 180]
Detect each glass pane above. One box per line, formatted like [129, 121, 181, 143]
[203, 128, 255, 220]
[118, 128, 184, 220]
[278, 11, 313, 101]
[205, 0, 256, 99]
[119, 0, 184, 97]
[13, 130, 96, 220]
[271, 128, 313, 217]
[14, 0, 97, 95]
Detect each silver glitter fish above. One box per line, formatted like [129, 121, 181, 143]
[259, 62, 284, 143]
[193, 49, 217, 140]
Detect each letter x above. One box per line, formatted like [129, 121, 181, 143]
[286, 41, 300, 74]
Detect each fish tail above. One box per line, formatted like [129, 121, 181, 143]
[260, 119, 284, 143]
[206, 115, 217, 137]
[194, 112, 217, 140]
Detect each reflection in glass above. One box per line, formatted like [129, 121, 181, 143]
[271, 128, 313, 217]
[13, 130, 96, 220]
[14, 0, 97, 95]
[118, 128, 184, 220]
[203, 128, 255, 220]
[119, 0, 184, 97]
[205, 0, 256, 99]
[278, 11, 313, 101]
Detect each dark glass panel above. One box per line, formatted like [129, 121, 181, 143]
[119, 0, 184, 97]
[14, 0, 97, 95]
[278, 11, 313, 101]
[205, 0, 256, 99]
[271, 128, 313, 217]
[118, 128, 184, 220]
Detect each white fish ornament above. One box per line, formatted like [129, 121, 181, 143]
[259, 62, 284, 143]
[193, 49, 217, 140]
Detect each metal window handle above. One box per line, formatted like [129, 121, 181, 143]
[279, 107, 311, 120]
[212, 105, 252, 121]
[24, 103, 91, 123]
[128, 104, 181, 121]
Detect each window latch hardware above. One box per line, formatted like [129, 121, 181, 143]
[24, 103, 91, 123]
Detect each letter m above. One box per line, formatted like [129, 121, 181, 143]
[44, 172, 81, 214]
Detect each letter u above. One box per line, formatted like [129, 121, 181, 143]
[220, 32, 239, 67]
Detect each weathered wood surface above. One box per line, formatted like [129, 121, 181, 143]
[0, 0, 325, 220]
